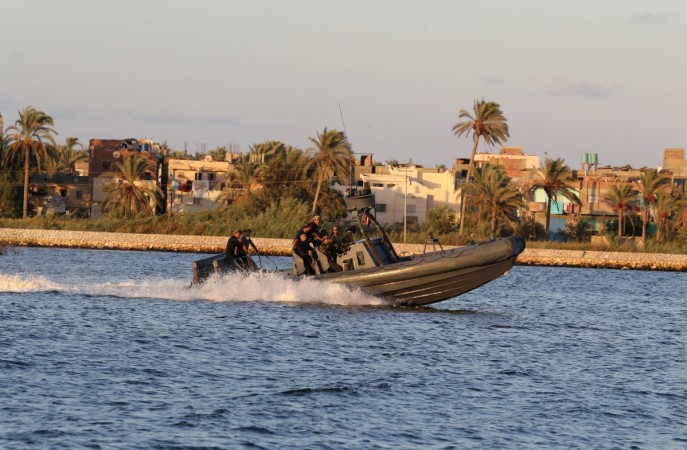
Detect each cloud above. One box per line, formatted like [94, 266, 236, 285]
[485, 76, 504, 85]
[547, 78, 609, 97]
[51, 107, 241, 128]
[628, 12, 674, 26]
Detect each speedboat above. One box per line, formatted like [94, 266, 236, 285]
[192, 192, 525, 307]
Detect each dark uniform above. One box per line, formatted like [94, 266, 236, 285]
[294, 233, 316, 275]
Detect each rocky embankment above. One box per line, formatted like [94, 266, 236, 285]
[1, 228, 686, 271]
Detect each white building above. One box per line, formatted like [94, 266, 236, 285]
[359, 165, 459, 226]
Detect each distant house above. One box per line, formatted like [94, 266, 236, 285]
[166, 157, 235, 213]
[359, 164, 458, 226]
[28, 172, 91, 217]
[661, 148, 687, 190]
[88, 139, 160, 217]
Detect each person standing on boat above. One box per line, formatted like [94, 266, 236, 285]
[307, 215, 325, 246]
[294, 232, 317, 275]
[226, 229, 243, 266]
[242, 229, 259, 255]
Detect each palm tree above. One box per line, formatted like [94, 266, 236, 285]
[303, 128, 353, 215]
[101, 154, 162, 218]
[672, 183, 687, 241]
[603, 183, 637, 240]
[2, 106, 58, 218]
[228, 153, 261, 201]
[249, 140, 285, 163]
[654, 191, 680, 242]
[634, 169, 670, 242]
[208, 146, 227, 161]
[466, 164, 525, 238]
[452, 99, 510, 233]
[256, 145, 307, 198]
[528, 158, 581, 239]
[55, 137, 87, 173]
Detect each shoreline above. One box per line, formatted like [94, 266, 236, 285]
[1, 228, 686, 272]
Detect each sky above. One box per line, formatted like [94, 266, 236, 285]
[1, 0, 686, 169]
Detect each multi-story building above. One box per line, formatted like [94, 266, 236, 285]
[359, 164, 458, 226]
[661, 148, 687, 189]
[166, 157, 236, 213]
[88, 138, 161, 217]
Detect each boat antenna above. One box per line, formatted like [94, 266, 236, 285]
[338, 103, 348, 136]
[339, 102, 355, 191]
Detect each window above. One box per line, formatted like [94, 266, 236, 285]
[60, 189, 67, 197]
[375, 203, 387, 213]
[75, 191, 83, 199]
[207, 173, 215, 181]
[372, 183, 384, 188]
[195, 172, 202, 180]
[407, 204, 416, 213]
[102, 161, 111, 170]
[193, 197, 202, 205]
[386, 184, 396, 188]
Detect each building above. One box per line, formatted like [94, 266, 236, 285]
[88, 139, 161, 217]
[473, 146, 540, 183]
[167, 157, 236, 213]
[661, 148, 687, 189]
[27, 172, 91, 217]
[359, 164, 458, 226]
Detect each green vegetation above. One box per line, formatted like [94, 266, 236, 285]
[53, 137, 88, 173]
[0, 196, 312, 238]
[101, 154, 164, 218]
[603, 183, 637, 240]
[303, 128, 354, 215]
[528, 157, 581, 238]
[2, 106, 58, 218]
[465, 164, 525, 239]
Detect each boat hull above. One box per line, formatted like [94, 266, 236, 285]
[316, 237, 522, 306]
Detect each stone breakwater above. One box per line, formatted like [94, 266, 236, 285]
[1, 228, 686, 271]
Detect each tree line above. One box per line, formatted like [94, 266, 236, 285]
[2, 104, 687, 247]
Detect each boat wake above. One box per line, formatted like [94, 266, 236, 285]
[0, 272, 389, 307]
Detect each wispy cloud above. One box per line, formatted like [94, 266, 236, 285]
[628, 12, 674, 26]
[52, 107, 242, 128]
[547, 78, 609, 97]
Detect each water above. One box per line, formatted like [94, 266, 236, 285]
[1, 247, 686, 449]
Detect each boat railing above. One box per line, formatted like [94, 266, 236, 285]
[422, 233, 445, 255]
[252, 253, 280, 272]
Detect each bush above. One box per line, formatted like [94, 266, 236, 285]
[514, 217, 546, 241]
[424, 206, 458, 235]
[566, 218, 592, 242]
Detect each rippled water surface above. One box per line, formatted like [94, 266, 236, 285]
[1, 246, 686, 449]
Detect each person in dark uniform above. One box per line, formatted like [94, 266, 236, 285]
[293, 232, 316, 275]
[226, 229, 241, 262]
[226, 229, 248, 268]
[307, 215, 325, 246]
[293, 223, 312, 247]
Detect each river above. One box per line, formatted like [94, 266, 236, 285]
[1, 246, 685, 449]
